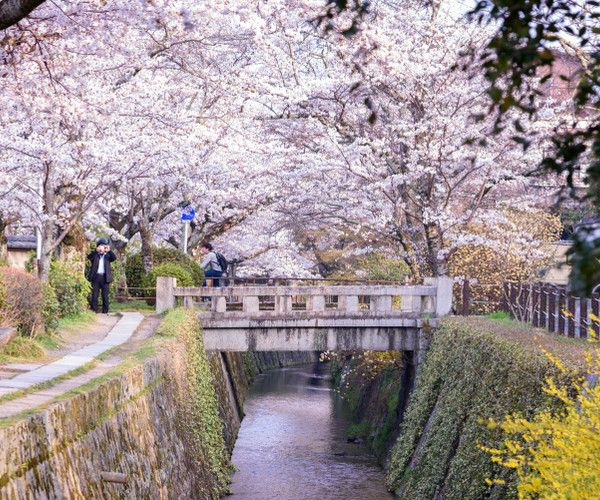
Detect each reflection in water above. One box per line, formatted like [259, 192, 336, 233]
[230, 363, 393, 500]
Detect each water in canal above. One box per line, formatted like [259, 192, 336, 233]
[230, 362, 393, 499]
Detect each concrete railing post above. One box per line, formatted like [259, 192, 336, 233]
[243, 296, 260, 313]
[372, 295, 392, 312]
[156, 277, 176, 314]
[412, 295, 424, 313]
[212, 296, 227, 313]
[433, 276, 453, 316]
[276, 295, 292, 314]
[308, 295, 325, 312]
[344, 295, 359, 312]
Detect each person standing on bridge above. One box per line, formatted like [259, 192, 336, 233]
[87, 238, 117, 313]
[201, 242, 225, 287]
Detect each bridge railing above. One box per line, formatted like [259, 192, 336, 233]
[156, 277, 453, 318]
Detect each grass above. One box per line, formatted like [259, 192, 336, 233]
[453, 316, 592, 370]
[1, 321, 168, 413]
[0, 345, 122, 406]
[485, 311, 511, 321]
[53, 330, 168, 403]
[0, 359, 98, 405]
[0, 337, 46, 363]
[0, 311, 97, 364]
[56, 310, 97, 333]
[110, 300, 154, 313]
[36, 334, 62, 350]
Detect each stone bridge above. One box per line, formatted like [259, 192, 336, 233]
[156, 277, 453, 358]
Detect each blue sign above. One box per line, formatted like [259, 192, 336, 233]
[181, 206, 195, 221]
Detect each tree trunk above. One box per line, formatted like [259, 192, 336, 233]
[424, 223, 448, 277]
[0, 211, 7, 263]
[140, 228, 154, 273]
[0, 0, 47, 30]
[395, 227, 422, 282]
[38, 226, 53, 282]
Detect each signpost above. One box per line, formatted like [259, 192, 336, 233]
[180, 205, 195, 254]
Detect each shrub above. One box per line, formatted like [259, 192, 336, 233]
[143, 262, 194, 289]
[49, 257, 91, 317]
[42, 283, 60, 333]
[109, 258, 126, 301]
[0, 268, 44, 336]
[126, 247, 203, 293]
[484, 350, 600, 498]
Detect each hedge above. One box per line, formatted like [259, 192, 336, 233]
[126, 247, 203, 293]
[143, 262, 194, 289]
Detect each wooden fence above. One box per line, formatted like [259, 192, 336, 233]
[501, 282, 600, 339]
[453, 280, 503, 316]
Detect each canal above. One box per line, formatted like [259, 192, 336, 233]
[230, 362, 393, 499]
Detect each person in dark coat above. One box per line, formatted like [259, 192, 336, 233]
[87, 238, 117, 313]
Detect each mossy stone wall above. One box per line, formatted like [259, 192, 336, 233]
[0, 309, 317, 498]
[333, 318, 569, 499]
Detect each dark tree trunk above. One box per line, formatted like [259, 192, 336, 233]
[0, 211, 7, 263]
[0, 0, 47, 30]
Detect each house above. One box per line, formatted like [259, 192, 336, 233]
[539, 241, 571, 285]
[6, 235, 37, 269]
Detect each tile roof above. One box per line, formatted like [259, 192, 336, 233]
[6, 235, 37, 250]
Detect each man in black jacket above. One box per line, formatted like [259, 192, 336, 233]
[87, 238, 117, 313]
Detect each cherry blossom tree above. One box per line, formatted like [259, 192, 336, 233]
[0, 0, 568, 282]
[240, 0, 566, 279]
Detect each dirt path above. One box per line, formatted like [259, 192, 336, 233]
[0, 314, 119, 381]
[0, 315, 161, 420]
[50, 314, 119, 360]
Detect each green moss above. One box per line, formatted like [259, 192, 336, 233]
[170, 308, 232, 495]
[347, 421, 369, 439]
[240, 352, 259, 381]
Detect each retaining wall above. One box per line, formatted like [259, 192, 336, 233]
[0, 321, 315, 498]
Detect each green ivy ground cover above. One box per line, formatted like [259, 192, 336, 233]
[386, 318, 569, 499]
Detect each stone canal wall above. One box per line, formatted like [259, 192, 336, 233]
[334, 317, 580, 499]
[0, 310, 315, 498]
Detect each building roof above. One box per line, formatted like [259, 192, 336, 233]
[7, 235, 37, 250]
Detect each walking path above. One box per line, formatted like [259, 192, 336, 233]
[0, 314, 159, 419]
[0, 312, 144, 398]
